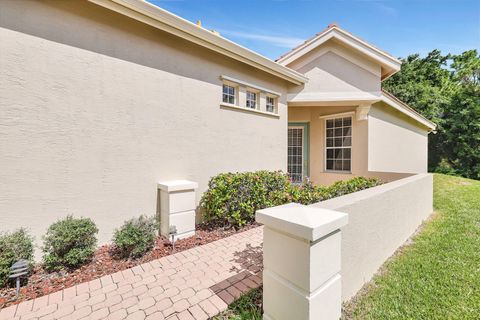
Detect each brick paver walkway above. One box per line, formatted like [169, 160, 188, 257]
[0, 227, 263, 320]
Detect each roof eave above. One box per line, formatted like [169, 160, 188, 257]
[277, 27, 401, 79]
[381, 91, 436, 131]
[88, 0, 308, 85]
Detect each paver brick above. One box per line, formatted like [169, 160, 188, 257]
[5, 227, 263, 320]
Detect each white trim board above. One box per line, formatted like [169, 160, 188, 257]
[88, 0, 307, 85]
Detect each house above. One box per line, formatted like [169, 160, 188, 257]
[0, 0, 435, 246]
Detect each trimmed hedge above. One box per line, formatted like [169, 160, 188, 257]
[201, 171, 382, 227]
[0, 229, 34, 287]
[42, 216, 98, 271]
[113, 215, 158, 259]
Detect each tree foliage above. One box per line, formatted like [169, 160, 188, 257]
[384, 49, 480, 180]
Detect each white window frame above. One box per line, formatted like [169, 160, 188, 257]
[266, 96, 276, 113]
[323, 114, 353, 173]
[222, 83, 237, 105]
[246, 90, 259, 110]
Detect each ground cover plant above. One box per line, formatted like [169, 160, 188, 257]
[342, 174, 480, 319]
[201, 171, 382, 227]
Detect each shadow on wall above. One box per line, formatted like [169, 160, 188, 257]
[0, 0, 267, 88]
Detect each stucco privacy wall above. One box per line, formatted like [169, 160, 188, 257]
[311, 173, 433, 300]
[0, 0, 289, 252]
[368, 101, 428, 173]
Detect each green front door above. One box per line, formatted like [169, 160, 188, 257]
[288, 122, 310, 183]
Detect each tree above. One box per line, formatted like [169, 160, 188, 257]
[384, 50, 480, 179]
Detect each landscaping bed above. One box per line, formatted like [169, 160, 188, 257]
[0, 223, 258, 309]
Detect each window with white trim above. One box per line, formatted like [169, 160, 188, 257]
[222, 84, 236, 104]
[246, 91, 257, 109]
[325, 117, 352, 172]
[266, 96, 276, 113]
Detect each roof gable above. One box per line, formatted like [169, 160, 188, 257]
[277, 25, 401, 80]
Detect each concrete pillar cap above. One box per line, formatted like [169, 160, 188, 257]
[157, 180, 198, 192]
[256, 203, 348, 241]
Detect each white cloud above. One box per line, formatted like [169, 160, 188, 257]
[219, 30, 304, 48]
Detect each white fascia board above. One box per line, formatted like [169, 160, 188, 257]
[381, 94, 436, 131]
[287, 91, 382, 103]
[278, 28, 401, 78]
[88, 0, 307, 85]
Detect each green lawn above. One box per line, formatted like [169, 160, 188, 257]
[216, 174, 480, 319]
[343, 174, 480, 319]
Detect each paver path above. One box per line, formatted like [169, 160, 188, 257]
[0, 227, 263, 320]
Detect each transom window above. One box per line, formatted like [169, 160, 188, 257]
[266, 96, 275, 113]
[246, 91, 257, 109]
[325, 117, 352, 172]
[222, 84, 236, 104]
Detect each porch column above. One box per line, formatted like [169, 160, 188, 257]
[256, 203, 348, 320]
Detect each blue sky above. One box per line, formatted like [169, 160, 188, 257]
[148, 0, 479, 60]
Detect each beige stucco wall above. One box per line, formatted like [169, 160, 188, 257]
[368, 102, 429, 173]
[311, 173, 433, 300]
[288, 105, 410, 185]
[0, 0, 290, 252]
[287, 41, 382, 100]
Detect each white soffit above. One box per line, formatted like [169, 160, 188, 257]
[88, 0, 308, 85]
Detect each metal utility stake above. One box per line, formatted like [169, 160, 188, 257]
[169, 225, 178, 251]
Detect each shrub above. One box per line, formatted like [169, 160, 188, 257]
[201, 171, 383, 228]
[200, 171, 291, 227]
[42, 216, 98, 271]
[113, 215, 158, 259]
[0, 229, 34, 287]
[328, 177, 382, 197]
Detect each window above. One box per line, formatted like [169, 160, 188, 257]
[222, 84, 236, 104]
[325, 116, 352, 172]
[266, 96, 276, 113]
[246, 91, 257, 109]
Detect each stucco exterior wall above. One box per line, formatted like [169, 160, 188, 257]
[311, 173, 433, 300]
[0, 0, 289, 250]
[289, 106, 411, 186]
[368, 102, 428, 173]
[287, 41, 382, 100]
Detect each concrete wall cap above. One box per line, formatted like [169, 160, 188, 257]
[256, 203, 348, 241]
[157, 180, 198, 192]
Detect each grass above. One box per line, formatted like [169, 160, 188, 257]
[343, 174, 480, 319]
[213, 287, 262, 320]
[216, 174, 480, 319]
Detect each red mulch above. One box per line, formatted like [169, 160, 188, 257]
[0, 223, 259, 309]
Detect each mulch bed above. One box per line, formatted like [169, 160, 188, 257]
[0, 222, 259, 309]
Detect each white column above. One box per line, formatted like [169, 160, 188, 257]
[256, 203, 348, 320]
[158, 180, 198, 239]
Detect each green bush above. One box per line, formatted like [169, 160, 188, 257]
[42, 216, 98, 271]
[201, 171, 291, 227]
[201, 171, 383, 227]
[328, 177, 383, 197]
[0, 229, 34, 287]
[113, 215, 158, 259]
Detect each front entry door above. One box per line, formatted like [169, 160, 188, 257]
[288, 123, 309, 183]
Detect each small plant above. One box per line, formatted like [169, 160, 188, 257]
[113, 215, 158, 259]
[42, 216, 98, 271]
[0, 229, 34, 287]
